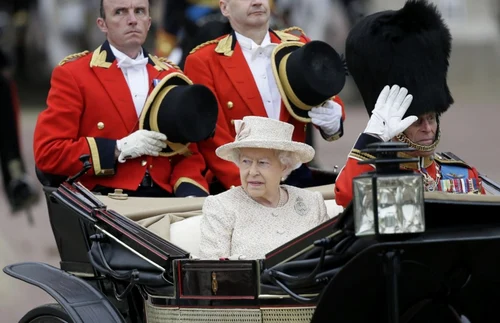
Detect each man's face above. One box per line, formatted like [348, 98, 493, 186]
[220, 0, 271, 32]
[403, 112, 438, 157]
[97, 0, 151, 56]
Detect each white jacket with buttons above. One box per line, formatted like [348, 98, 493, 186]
[199, 185, 330, 260]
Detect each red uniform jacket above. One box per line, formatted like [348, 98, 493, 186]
[184, 28, 345, 190]
[33, 41, 208, 196]
[335, 133, 485, 207]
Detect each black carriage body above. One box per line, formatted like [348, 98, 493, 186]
[6, 154, 500, 323]
[15, 180, 318, 323]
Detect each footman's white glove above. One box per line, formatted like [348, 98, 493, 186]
[308, 100, 342, 136]
[364, 85, 417, 142]
[116, 130, 167, 163]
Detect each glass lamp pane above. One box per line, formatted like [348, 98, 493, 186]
[377, 175, 425, 234]
[353, 176, 375, 236]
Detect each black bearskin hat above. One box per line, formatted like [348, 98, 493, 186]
[346, 0, 453, 117]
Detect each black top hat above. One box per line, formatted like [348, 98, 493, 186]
[346, 0, 453, 118]
[271, 40, 346, 123]
[139, 73, 218, 157]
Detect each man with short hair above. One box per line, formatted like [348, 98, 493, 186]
[185, 0, 346, 190]
[34, 0, 210, 197]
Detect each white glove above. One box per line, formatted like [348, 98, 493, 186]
[364, 85, 417, 142]
[308, 100, 342, 136]
[116, 130, 167, 163]
[228, 254, 247, 260]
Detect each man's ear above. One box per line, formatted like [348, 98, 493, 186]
[220, 0, 229, 18]
[96, 17, 107, 33]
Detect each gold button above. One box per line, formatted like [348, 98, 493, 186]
[304, 124, 307, 132]
[230, 185, 235, 189]
[231, 119, 234, 125]
[141, 160, 147, 166]
[227, 101, 234, 109]
[149, 165, 153, 169]
[97, 122, 104, 130]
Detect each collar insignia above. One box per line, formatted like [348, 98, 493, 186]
[90, 46, 112, 68]
[215, 34, 234, 57]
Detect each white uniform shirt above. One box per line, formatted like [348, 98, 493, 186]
[109, 44, 149, 117]
[235, 32, 281, 120]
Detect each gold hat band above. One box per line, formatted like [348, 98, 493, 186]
[278, 53, 311, 111]
[167, 140, 192, 156]
[149, 85, 176, 133]
[148, 84, 192, 157]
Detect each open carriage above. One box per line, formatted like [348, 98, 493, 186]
[5, 150, 500, 323]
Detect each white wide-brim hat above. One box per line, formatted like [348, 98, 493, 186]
[216, 116, 315, 164]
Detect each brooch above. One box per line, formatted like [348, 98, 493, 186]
[294, 197, 309, 216]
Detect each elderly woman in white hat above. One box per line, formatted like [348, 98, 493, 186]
[198, 116, 331, 260]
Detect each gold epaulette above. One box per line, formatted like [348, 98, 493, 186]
[435, 153, 471, 168]
[189, 39, 220, 55]
[349, 148, 375, 162]
[280, 26, 307, 38]
[58, 50, 90, 66]
[158, 57, 181, 70]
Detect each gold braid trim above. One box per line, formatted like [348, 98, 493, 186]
[398, 152, 434, 169]
[174, 177, 209, 194]
[396, 129, 441, 153]
[158, 57, 181, 70]
[189, 39, 220, 54]
[279, 26, 307, 37]
[349, 149, 376, 161]
[58, 50, 90, 66]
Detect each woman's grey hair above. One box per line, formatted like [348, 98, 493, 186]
[230, 148, 300, 180]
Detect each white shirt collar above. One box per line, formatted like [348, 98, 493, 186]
[109, 44, 145, 62]
[235, 31, 272, 51]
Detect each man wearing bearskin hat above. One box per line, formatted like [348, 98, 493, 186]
[334, 0, 485, 208]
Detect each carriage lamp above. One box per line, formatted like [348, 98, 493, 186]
[352, 142, 425, 237]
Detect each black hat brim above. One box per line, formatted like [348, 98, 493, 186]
[139, 73, 192, 157]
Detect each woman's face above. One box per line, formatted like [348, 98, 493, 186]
[238, 148, 285, 203]
[403, 113, 438, 157]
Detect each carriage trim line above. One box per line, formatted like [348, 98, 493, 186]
[96, 225, 167, 274]
[144, 302, 316, 323]
[268, 229, 343, 268]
